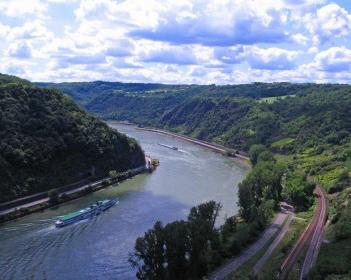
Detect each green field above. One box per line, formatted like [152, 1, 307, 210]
[258, 94, 296, 104]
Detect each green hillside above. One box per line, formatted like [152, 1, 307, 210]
[38, 80, 351, 278]
[0, 74, 145, 203]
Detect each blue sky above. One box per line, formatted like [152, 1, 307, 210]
[0, 0, 350, 84]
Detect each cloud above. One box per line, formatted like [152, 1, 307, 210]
[105, 40, 134, 57]
[246, 47, 300, 70]
[304, 3, 351, 45]
[214, 46, 300, 70]
[129, 1, 288, 46]
[0, 0, 351, 84]
[141, 46, 198, 65]
[314, 47, 351, 72]
[214, 46, 245, 64]
[291, 33, 309, 45]
[0, 0, 48, 18]
[53, 54, 106, 67]
[7, 42, 32, 59]
[8, 20, 53, 41]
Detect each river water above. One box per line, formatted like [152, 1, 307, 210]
[0, 123, 248, 280]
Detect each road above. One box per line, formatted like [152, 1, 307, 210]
[252, 213, 294, 276]
[0, 164, 149, 217]
[208, 212, 287, 280]
[279, 186, 327, 280]
[0, 179, 107, 216]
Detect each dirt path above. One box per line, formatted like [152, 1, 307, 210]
[252, 213, 294, 276]
[208, 212, 287, 280]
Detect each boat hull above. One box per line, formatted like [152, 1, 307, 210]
[55, 199, 118, 228]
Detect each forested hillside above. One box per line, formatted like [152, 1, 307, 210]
[0, 74, 145, 203]
[39, 81, 351, 152]
[37, 82, 331, 125]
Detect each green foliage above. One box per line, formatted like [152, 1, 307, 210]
[249, 144, 267, 165]
[311, 188, 351, 279]
[0, 74, 145, 202]
[311, 237, 351, 279]
[271, 137, 295, 148]
[129, 201, 222, 280]
[48, 189, 59, 205]
[328, 169, 351, 193]
[43, 81, 351, 154]
[334, 204, 351, 241]
[258, 95, 296, 104]
[257, 150, 275, 164]
[281, 171, 315, 211]
[239, 161, 284, 222]
[256, 199, 275, 228]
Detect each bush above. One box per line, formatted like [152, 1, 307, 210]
[48, 189, 59, 205]
[249, 144, 267, 165]
[257, 150, 275, 164]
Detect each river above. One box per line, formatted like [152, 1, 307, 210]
[0, 123, 249, 280]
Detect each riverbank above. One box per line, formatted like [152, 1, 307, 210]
[136, 127, 250, 162]
[0, 160, 156, 224]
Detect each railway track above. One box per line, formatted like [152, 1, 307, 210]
[279, 186, 327, 280]
[300, 187, 327, 279]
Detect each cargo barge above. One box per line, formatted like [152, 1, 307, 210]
[55, 199, 118, 227]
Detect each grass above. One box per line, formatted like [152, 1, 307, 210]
[258, 209, 313, 280]
[274, 153, 294, 166]
[224, 233, 278, 280]
[258, 95, 296, 104]
[271, 138, 295, 148]
[224, 214, 290, 279]
[345, 157, 351, 172]
[310, 238, 351, 278]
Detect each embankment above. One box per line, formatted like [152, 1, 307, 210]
[137, 127, 250, 161]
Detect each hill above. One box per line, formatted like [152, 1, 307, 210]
[0, 74, 145, 203]
[38, 80, 351, 278]
[38, 81, 351, 152]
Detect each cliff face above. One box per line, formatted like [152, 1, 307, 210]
[0, 74, 145, 203]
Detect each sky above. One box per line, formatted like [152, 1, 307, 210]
[0, 0, 351, 84]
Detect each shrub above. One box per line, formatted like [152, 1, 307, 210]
[48, 189, 59, 205]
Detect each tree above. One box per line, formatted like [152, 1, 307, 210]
[163, 221, 190, 280]
[257, 150, 275, 164]
[249, 144, 267, 165]
[239, 161, 284, 222]
[256, 199, 275, 228]
[187, 201, 222, 277]
[129, 201, 222, 280]
[129, 221, 166, 280]
[281, 171, 314, 210]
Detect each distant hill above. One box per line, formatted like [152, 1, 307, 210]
[38, 81, 351, 152]
[0, 74, 145, 203]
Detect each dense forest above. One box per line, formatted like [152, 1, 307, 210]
[0, 74, 145, 203]
[39, 80, 351, 278]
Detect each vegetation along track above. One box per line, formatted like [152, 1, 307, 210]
[279, 186, 327, 280]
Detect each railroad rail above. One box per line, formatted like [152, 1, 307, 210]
[300, 187, 327, 279]
[279, 186, 327, 280]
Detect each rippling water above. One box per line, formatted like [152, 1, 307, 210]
[0, 123, 249, 280]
